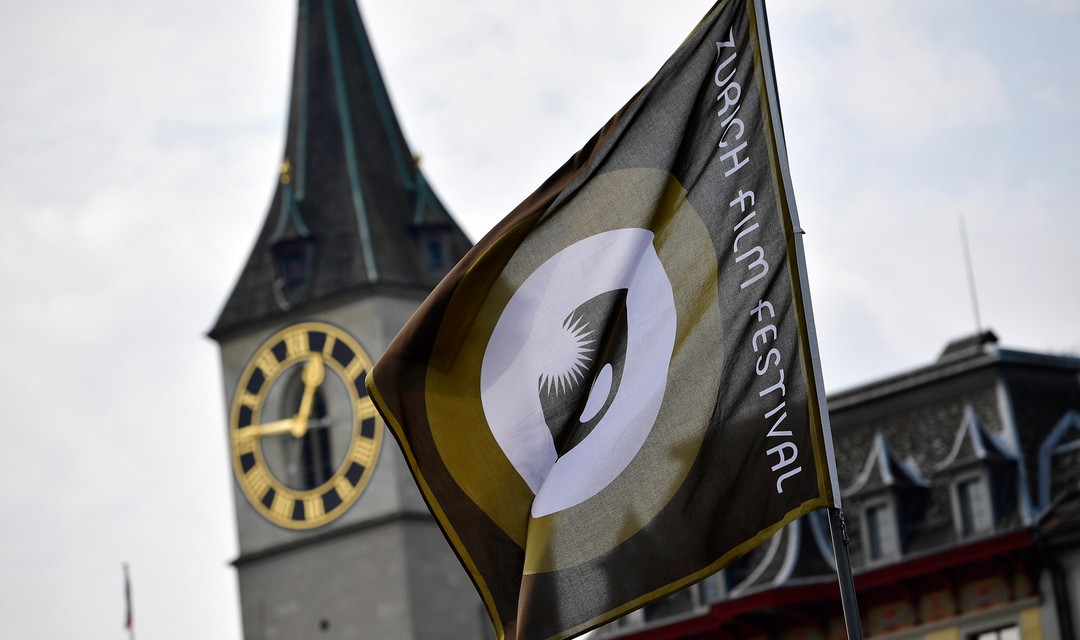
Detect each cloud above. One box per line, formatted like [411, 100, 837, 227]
[1022, 0, 1080, 13]
[772, 0, 1008, 151]
[801, 164, 1080, 390]
[359, 0, 708, 237]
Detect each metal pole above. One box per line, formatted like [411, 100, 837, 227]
[124, 563, 135, 640]
[828, 508, 864, 640]
[751, 1, 865, 638]
[959, 216, 983, 335]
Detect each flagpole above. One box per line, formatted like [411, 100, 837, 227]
[959, 216, 983, 335]
[827, 509, 863, 639]
[751, 1, 864, 638]
[124, 563, 135, 640]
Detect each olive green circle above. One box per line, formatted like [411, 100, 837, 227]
[425, 169, 724, 570]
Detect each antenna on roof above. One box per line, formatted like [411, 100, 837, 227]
[959, 216, 983, 335]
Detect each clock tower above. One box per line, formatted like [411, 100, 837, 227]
[208, 1, 482, 638]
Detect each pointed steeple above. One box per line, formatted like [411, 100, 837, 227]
[212, 0, 471, 338]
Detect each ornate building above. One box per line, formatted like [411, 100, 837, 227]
[597, 331, 1080, 640]
[209, 1, 482, 638]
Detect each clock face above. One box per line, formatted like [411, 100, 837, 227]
[229, 321, 382, 529]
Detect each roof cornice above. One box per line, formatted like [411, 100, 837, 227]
[827, 341, 1080, 412]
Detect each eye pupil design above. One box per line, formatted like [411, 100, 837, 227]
[579, 363, 614, 423]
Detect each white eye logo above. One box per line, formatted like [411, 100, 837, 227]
[480, 228, 677, 517]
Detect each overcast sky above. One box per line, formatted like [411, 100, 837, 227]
[2, 0, 1078, 638]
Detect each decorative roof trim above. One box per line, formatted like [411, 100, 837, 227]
[271, 160, 312, 242]
[412, 171, 433, 226]
[845, 434, 885, 497]
[344, 0, 416, 190]
[935, 405, 1014, 472]
[844, 433, 929, 498]
[899, 454, 929, 487]
[1038, 410, 1080, 508]
[295, 0, 311, 199]
[996, 379, 1035, 524]
[324, 0, 378, 281]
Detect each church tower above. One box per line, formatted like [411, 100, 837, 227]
[208, 1, 482, 637]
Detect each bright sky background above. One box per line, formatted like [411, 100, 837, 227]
[2, 0, 1078, 638]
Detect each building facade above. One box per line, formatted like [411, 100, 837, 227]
[209, 1, 484, 638]
[597, 332, 1080, 640]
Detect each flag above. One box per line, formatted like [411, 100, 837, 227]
[367, 0, 837, 638]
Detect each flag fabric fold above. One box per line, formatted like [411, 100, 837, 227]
[367, 0, 835, 638]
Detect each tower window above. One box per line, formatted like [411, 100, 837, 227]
[426, 239, 446, 270]
[271, 236, 316, 287]
[280, 251, 309, 284]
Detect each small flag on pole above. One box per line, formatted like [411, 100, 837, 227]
[367, 0, 839, 638]
[123, 563, 133, 635]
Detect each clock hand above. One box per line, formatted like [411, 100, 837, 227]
[236, 417, 300, 439]
[291, 354, 325, 438]
[235, 355, 326, 441]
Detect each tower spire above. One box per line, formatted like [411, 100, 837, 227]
[211, 0, 471, 339]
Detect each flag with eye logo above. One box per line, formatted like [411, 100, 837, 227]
[366, 0, 838, 638]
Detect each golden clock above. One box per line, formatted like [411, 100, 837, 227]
[229, 321, 382, 529]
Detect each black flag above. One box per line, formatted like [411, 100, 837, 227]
[368, 1, 837, 637]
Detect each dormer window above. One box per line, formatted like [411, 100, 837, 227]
[971, 624, 1021, 640]
[268, 159, 316, 308]
[956, 474, 992, 536]
[413, 226, 454, 280]
[270, 235, 317, 311]
[864, 500, 899, 561]
[844, 433, 929, 565]
[426, 237, 446, 270]
[273, 238, 313, 286]
[411, 170, 460, 280]
[936, 407, 1015, 539]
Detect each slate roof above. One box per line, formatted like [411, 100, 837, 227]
[1038, 487, 1080, 547]
[211, 0, 471, 339]
[725, 330, 1080, 593]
